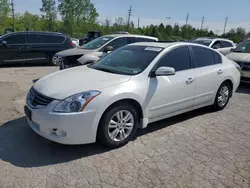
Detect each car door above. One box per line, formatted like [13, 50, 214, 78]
[25, 33, 47, 63]
[0, 33, 26, 64]
[190, 46, 225, 106]
[147, 46, 195, 119]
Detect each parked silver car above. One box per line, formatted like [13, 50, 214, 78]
[53, 34, 158, 70]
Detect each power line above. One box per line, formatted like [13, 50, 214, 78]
[127, 5, 132, 27]
[200, 16, 204, 30]
[223, 16, 228, 35]
[185, 12, 189, 25]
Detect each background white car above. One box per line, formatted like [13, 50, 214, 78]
[226, 38, 250, 83]
[25, 42, 240, 148]
[192, 37, 236, 55]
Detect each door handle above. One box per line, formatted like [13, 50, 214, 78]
[217, 69, 223, 75]
[186, 77, 195, 84]
[18, 46, 25, 50]
[26, 46, 32, 49]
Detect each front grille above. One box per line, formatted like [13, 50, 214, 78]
[235, 61, 250, 71]
[28, 88, 54, 107]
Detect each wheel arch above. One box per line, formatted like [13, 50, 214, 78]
[99, 98, 143, 124]
[223, 79, 234, 97]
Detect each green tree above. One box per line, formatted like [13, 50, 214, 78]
[58, 0, 99, 35]
[40, 0, 57, 31]
[0, 0, 10, 32]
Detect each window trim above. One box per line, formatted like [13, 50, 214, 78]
[190, 45, 217, 69]
[149, 45, 193, 77]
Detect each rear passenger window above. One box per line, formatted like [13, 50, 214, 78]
[213, 52, 222, 64]
[156, 46, 191, 71]
[220, 41, 233, 48]
[5, 34, 25, 44]
[26, 34, 43, 43]
[192, 46, 215, 68]
[135, 38, 146, 42]
[26, 34, 65, 44]
[107, 37, 127, 49]
[127, 37, 138, 44]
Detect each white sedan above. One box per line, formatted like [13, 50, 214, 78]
[24, 42, 240, 148]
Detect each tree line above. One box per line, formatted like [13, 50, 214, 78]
[0, 0, 249, 43]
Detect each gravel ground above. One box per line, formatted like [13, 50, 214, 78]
[0, 66, 250, 188]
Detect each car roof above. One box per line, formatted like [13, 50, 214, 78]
[2, 31, 66, 36]
[129, 42, 217, 50]
[104, 34, 158, 40]
[195, 37, 233, 42]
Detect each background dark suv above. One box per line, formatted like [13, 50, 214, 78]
[0, 31, 74, 66]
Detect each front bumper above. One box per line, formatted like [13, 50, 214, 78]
[25, 101, 98, 145]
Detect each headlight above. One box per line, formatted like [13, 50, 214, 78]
[53, 90, 101, 113]
[233, 61, 241, 72]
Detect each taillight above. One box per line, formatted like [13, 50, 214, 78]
[70, 42, 76, 47]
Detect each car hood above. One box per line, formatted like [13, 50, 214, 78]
[226, 52, 250, 63]
[55, 48, 94, 57]
[33, 66, 131, 100]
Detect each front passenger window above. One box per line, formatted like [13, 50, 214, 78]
[107, 37, 127, 50]
[4, 35, 25, 44]
[156, 46, 191, 71]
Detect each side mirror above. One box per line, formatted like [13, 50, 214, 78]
[103, 46, 113, 53]
[0, 41, 7, 46]
[153, 66, 175, 77]
[230, 47, 236, 52]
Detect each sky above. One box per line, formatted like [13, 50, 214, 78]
[13, 0, 250, 34]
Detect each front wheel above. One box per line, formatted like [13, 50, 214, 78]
[213, 82, 231, 111]
[97, 103, 139, 148]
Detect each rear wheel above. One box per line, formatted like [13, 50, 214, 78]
[213, 82, 231, 111]
[97, 103, 139, 148]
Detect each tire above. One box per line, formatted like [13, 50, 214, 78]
[50, 56, 57, 66]
[97, 103, 139, 148]
[213, 81, 232, 111]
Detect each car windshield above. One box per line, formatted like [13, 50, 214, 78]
[233, 40, 250, 53]
[81, 36, 114, 49]
[191, 39, 212, 46]
[89, 45, 163, 75]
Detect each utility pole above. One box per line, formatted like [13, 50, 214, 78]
[223, 16, 228, 35]
[200, 16, 204, 30]
[137, 17, 140, 28]
[10, 0, 15, 30]
[127, 5, 132, 28]
[185, 12, 189, 25]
